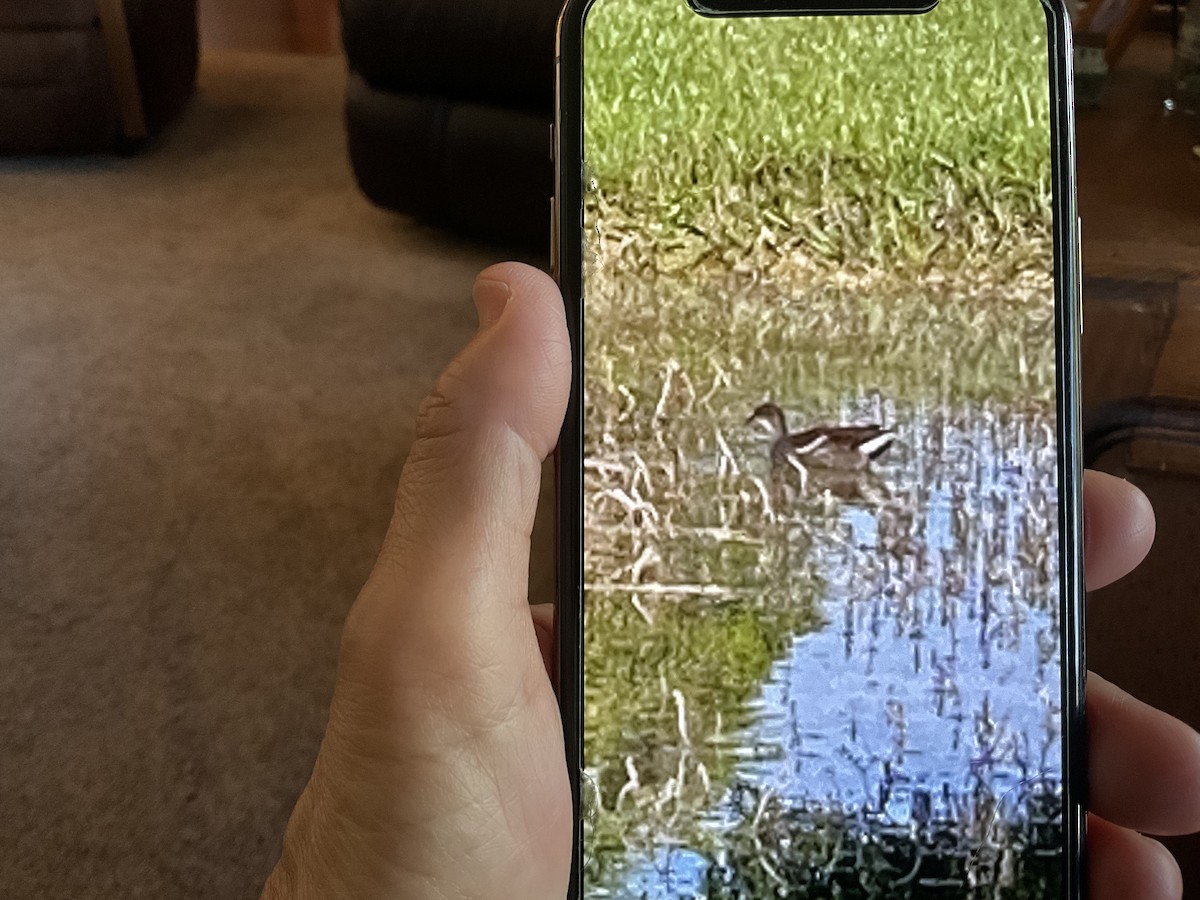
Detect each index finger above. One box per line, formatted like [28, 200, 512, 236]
[1084, 470, 1155, 592]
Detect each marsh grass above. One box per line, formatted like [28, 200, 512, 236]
[582, 351, 1062, 884]
[583, 397, 1064, 897]
[582, 376, 830, 885]
[583, 594, 820, 886]
[582, 240, 1058, 894]
[705, 779, 1062, 898]
[583, 275, 1056, 468]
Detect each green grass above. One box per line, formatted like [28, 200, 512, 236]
[583, 591, 821, 887]
[583, 0, 1055, 274]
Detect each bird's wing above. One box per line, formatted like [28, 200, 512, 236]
[857, 431, 897, 459]
[816, 425, 880, 445]
[787, 430, 829, 455]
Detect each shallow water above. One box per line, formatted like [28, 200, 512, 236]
[585, 403, 1063, 899]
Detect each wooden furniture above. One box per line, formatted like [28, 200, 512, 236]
[1084, 279, 1200, 475]
[96, 0, 147, 141]
[1085, 395, 1200, 467]
[340, 0, 560, 248]
[0, 0, 198, 152]
[1075, 0, 1165, 67]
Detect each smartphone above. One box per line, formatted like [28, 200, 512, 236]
[553, 1, 1083, 897]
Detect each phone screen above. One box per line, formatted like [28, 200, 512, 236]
[574, 0, 1076, 896]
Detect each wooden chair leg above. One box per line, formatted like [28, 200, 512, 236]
[96, 0, 148, 141]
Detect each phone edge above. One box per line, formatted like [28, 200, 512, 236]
[552, 3, 1086, 896]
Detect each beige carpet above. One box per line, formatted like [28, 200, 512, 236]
[0, 51, 550, 899]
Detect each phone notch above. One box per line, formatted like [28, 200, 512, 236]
[687, 0, 938, 17]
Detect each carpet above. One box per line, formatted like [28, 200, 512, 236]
[0, 51, 549, 899]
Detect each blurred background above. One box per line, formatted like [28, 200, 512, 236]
[0, 0, 1197, 896]
[1077, 0, 1200, 890]
[201, 1, 340, 54]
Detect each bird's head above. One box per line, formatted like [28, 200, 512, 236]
[746, 402, 786, 437]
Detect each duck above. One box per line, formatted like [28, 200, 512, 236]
[746, 402, 896, 480]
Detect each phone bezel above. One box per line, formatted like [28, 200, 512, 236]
[688, 0, 938, 15]
[552, 3, 1084, 896]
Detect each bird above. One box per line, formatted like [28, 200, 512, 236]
[745, 402, 896, 484]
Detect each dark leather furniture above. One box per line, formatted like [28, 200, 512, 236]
[0, 0, 198, 153]
[340, 0, 562, 249]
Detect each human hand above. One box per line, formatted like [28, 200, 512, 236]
[260, 262, 1200, 900]
[260, 262, 572, 900]
[1082, 471, 1200, 897]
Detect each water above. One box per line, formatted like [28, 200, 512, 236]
[744, 498, 1060, 815]
[586, 404, 1064, 899]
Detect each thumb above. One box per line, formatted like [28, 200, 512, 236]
[345, 262, 570, 686]
[272, 264, 575, 900]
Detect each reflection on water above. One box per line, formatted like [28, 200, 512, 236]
[584, 401, 1062, 899]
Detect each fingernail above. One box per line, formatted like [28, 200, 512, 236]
[474, 279, 511, 329]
